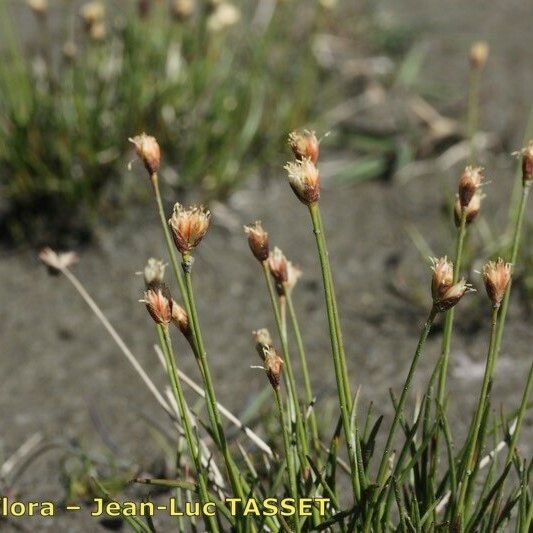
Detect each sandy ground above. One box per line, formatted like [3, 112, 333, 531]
[2, 0, 533, 531]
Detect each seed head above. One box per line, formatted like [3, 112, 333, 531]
[140, 258, 166, 288]
[129, 133, 161, 176]
[253, 328, 273, 359]
[27, 0, 48, 17]
[285, 262, 303, 295]
[483, 259, 511, 307]
[262, 346, 283, 390]
[469, 41, 489, 70]
[244, 221, 269, 263]
[39, 247, 79, 275]
[172, 301, 192, 339]
[284, 158, 320, 206]
[81, 1, 105, 28]
[434, 278, 474, 313]
[430, 257, 454, 301]
[288, 130, 319, 165]
[458, 166, 484, 208]
[168, 204, 211, 254]
[143, 284, 173, 326]
[206, 3, 241, 32]
[519, 140, 533, 185]
[171, 0, 195, 21]
[268, 247, 288, 288]
[454, 191, 483, 227]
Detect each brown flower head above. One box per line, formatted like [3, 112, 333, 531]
[244, 221, 269, 263]
[129, 133, 161, 176]
[434, 278, 474, 313]
[143, 284, 173, 326]
[454, 191, 483, 227]
[469, 41, 489, 70]
[284, 158, 320, 205]
[168, 204, 211, 254]
[253, 328, 273, 359]
[430, 257, 454, 301]
[519, 140, 533, 185]
[288, 130, 319, 165]
[458, 166, 484, 208]
[268, 247, 289, 291]
[483, 259, 511, 307]
[262, 345, 283, 390]
[171, 301, 192, 339]
[39, 247, 79, 275]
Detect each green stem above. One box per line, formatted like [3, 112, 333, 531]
[377, 307, 438, 486]
[494, 184, 531, 359]
[261, 261, 309, 466]
[274, 387, 301, 533]
[437, 208, 468, 408]
[156, 326, 219, 533]
[466, 68, 480, 163]
[308, 203, 360, 502]
[150, 173, 190, 316]
[455, 305, 500, 525]
[286, 292, 320, 454]
[181, 254, 246, 508]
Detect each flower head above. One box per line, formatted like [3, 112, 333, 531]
[268, 247, 288, 288]
[430, 257, 453, 301]
[139, 258, 166, 288]
[285, 262, 303, 295]
[142, 284, 173, 326]
[262, 345, 283, 390]
[27, 0, 48, 17]
[454, 191, 483, 227]
[483, 259, 511, 307]
[457, 166, 484, 208]
[253, 328, 273, 359]
[129, 133, 161, 176]
[434, 279, 474, 313]
[168, 204, 211, 254]
[244, 221, 269, 263]
[81, 1, 105, 28]
[284, 158, 320, 205]
[171, 0, 195, 21]
[206, 2, 240, 32]
[288, 130, 319, 165]
[469, 41, 489, 70]
[172, 301, 192, 339]
[39, 247, 79, 275]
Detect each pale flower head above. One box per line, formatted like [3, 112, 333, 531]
[168, 203, 211, 254]
[483, 258, 512, 307]
[142, 284, 173, 326]
[129, 133, 161, 176]
[284, 158, 320, 205]
[39, 247, 79, 274]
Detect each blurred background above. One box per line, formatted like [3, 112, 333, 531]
[1, 0, 532, 530]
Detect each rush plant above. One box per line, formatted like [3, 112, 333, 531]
[37, 131, 533, 532]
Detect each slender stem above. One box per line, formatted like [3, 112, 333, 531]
[494, 184, 531, 359]
[455, 306, 500, 523]
[181, 253, 246, 504]
[437, 208, 468, 408]
[488, 359, 533, 527]
[150, 173, 190, 316]
[286, 292, 320, 453]
[274, 387, 301, 533]
[308, 202, 360, 502]
[261, 261, 310, 465]
[377, 307, 438, 487]
[157, 325, 219, 533]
